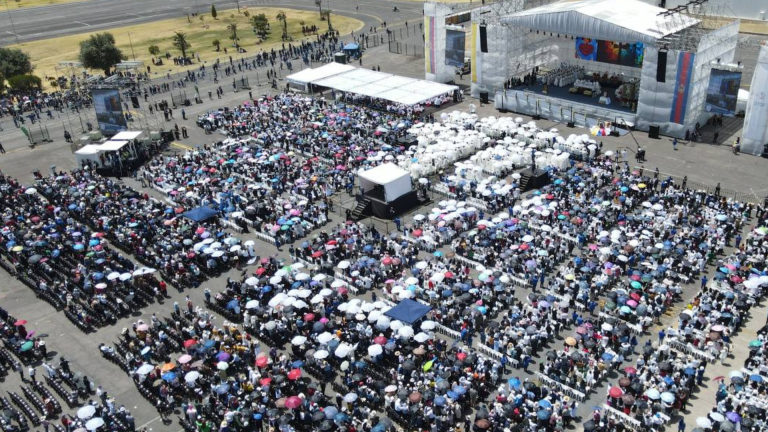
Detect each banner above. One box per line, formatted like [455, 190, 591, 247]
[471, 23, 480, 84]
[425, 16, 436, 75]
[575, 37, 644, 68]
[669, 51, 695, 124]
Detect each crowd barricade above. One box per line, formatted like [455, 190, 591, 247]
[477, 343, 504, 362]
[431, 184, 490, 212]
[434, 323, 461, 340]
[453, 254, 530, 288]
[218, 218, 244, 234]
[602, 404, 642, 428]
[598, 312, 644, 335]
[253, 231, 277, 244]
[535, 372, 586, 401]
[527, 221, 579, 244]
[666, 338, 715, 362]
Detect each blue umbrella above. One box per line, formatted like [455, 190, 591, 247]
[537, 410, 551, 420]
[215, 383, 230, 394]
[434, 396, 446, 406]
[538, 399, 552, 408]
[292, 360, 304, 368]
[508, 378, 521, 389]
[324, 407, 338, 419]
[751, 374, 763, 383]
[601, 353, 614, 361]
[446, 391, 459, 399]
[452, 385, 466, 395]
[73, 244, 85, 251]
[162, 371, 177, 382]
[434, 251, 443, 257]
[203, 340, 216, 349]
[92, 272, 104, 280]
[334, 413, 349, 423]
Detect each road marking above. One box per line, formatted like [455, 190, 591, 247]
[74, 21, 91, 27]
[171, 141, 193, 150]
[6, 31, 19, 36]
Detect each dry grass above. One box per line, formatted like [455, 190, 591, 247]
[5, 0, 87, 9]
[10, 7, 363, 83]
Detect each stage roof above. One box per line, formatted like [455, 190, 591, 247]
[289, 63, 458, 106]
[99, 140, 130, 151]
[112, 131, 143, 141]
[501, 0, 700, 44]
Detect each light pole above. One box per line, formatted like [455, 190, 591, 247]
[128, 31, 136, 60]
[4, 0, 20, 45]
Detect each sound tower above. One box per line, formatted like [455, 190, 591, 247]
[479, 26, 488, 53]
[657, 49, 668, 82]
[130, 95, 140, 109]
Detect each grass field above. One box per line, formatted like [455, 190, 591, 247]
[10, 8, 363, 84]
[5, 0, 87, 9]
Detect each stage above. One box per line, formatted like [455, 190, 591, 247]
[507, 82, 636, 114]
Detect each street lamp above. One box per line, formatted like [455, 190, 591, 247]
[128, 31, 136, 60]
[4, 0, 20, 45]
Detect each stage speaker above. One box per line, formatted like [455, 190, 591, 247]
[648, 125, 660, 139]
[657, 50, 668, 82]
[567, 121, 575, 128]
[479, 26, 488, 53]
[130, 96, 140, 109]
[479, 92, 489, 104]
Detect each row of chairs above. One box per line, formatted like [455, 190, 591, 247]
[21, 385, 54, 417]
[7, 392, 40, 426]
[0, 396, 28, 432]
[44, 377, 78, 408]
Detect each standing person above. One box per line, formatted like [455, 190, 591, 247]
[28, 365, 36, 383]
[0, 141, 5, 154]
[672, 138, 678, 151]
[16, 363, 24, 381]
[678, 418, 685, 432]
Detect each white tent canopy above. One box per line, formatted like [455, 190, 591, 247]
[501, 0, 700, 44]
[99, 140, 130, 151]
[112, 131, 144, 141]
[289, 64, 458, 106]
[358, 163, 412, 202]
[286, 63, 356, 88]
[75, 145, 104, 165]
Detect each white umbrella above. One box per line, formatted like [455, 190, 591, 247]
[185, 371, 200, 382]
[398, 326, 414, 337]
[25, 188, 37, 195]
[291, 336, 307, 346]
[368, 344, 383, 356]
[414, 332, 431, 343]
[317, 332, 334, 343]
[335, 344, 352, 358]
[415, 261, 428, 270]
[696, 418, 712, 429]
[709, 413, 725, 422]
[331, 280, 346, 288]
[320, 288, 333, 296]
[385, 385, 398, 392]
[269, 275, 283, 284]
[421, 321, 436, 330]
[85, 418, 105, 431]
[295, 273, 310, 281]
[338, 261, 351, 269]
[245, 300, 259, 309]
[314, 350, 329, 359]
[344, 393, 358, 403]
[313, 274, 327, 281]
[390, 320, 404, 331]
[217, 362, 229, 371]
[77, 406, 97, 420]
[136, 364, 155, 375]
[119, 273, 132, 281]
[107, 272, 121, 280]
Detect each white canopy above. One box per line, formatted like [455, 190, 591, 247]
[100, 140, 130, 151]
[501, 0, 700, 44]
[75, 144, 103, 155]
[112, 131, 143, 141]
[358, 163, 412, 202]
[286, 63, 356, 87]
[293, 64, 458, 106]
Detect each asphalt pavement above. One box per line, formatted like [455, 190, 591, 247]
[0, 0, 422, 46]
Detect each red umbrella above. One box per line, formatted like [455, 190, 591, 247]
[14, 320, 27, 326]
[624, 367, 637, 375]
[256, 268, 266, 275]
[444, 271, 454, 279]
[457, 352, 467, 360]
[311, 251, 324, 258]
[412, 229, 423, 237]
[288, 369, 302, 380]
[609, 387, 623, 398]
[326, 240, 338, 246]
[183, 339, 197, 348]
[374, 336, 387, 345]
[285, 396, 303, 409]
[256, 357, 268, 368]
[519, 243, 529, 250]
[260, 378, 272, 386]
[382, 257, 392, 265]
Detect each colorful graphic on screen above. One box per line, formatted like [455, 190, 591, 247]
[575, 37, 644, 68]
[705, 69, 742, 116]
[445, 29, 466, 67]
[92, 88, 127, 133]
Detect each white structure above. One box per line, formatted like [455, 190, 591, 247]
[741, 43, 768, 156]
[286, 64, 458, 105]
[638, 0, 768, 21]
[475, 0, 739, 137]
[358, 163, 413, 202]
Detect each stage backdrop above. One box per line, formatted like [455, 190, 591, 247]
[445, 29, 466, 67]
[92, 89, 128, 133]
[705, 69, 742, 116]
[742, 43, 768, 156]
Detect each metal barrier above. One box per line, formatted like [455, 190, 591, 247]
[602, 404, 641, 428]
[535, 373, 586, 401]
[477, 343, 504, 361]
[453, 254, 530, 288]
[666, 338, 715, 362]
[252, 231, 277, 245]
[633, 166, 760, 204]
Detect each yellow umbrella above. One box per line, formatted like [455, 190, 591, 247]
[12, 246, 23, 252]
[565, 337, 577, 346]
[638, 183, 647, 189]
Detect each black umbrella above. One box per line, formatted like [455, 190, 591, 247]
[583, 420, 596, 431]
[319, 420, 334, 431]
[402, 360, 416, 371]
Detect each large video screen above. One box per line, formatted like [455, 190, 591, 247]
[705, 69, 742, 116]
[92, 88, 127, 133]
[575, 37, 644, 68]
[445, 29, 466, 67]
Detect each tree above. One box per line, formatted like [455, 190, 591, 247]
[78, 32, 126, 76]
[276, 10, 288, 41]
[210, 5, 217, 19]
[251, 13, 269, 37]
[321, 10, 333, 32]
[228, 22, 239, 47]
[172, 31, 191, 60]
[7, 74, 42, 92]
[0, 47, 33, 89]
[212, 39, 221, 51]
[314, 0, 323, 18]
[148, 45, 160, 57]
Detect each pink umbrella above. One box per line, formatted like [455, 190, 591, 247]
[179, 354, 193, 364]
[285, 396, 303, 409]
[626, 300, 638, 308]
[320, 317, 329, 323]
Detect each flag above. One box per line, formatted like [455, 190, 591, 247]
[670, 51, 695, 124]
[424, 16, 436, 75]
[471, 23, 482, 84]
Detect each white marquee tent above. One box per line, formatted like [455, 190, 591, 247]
[358, 163, 412, 203]
[287, 64, 458, 106]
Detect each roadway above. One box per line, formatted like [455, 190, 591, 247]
[0, 0, 423, 46]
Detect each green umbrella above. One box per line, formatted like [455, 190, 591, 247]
[630, 281, 643, 289]
[20, 341, 34, 352]
[605, 301, 617, 310]
[281, 225, 290, 231]
[749, 340, 762, 347]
